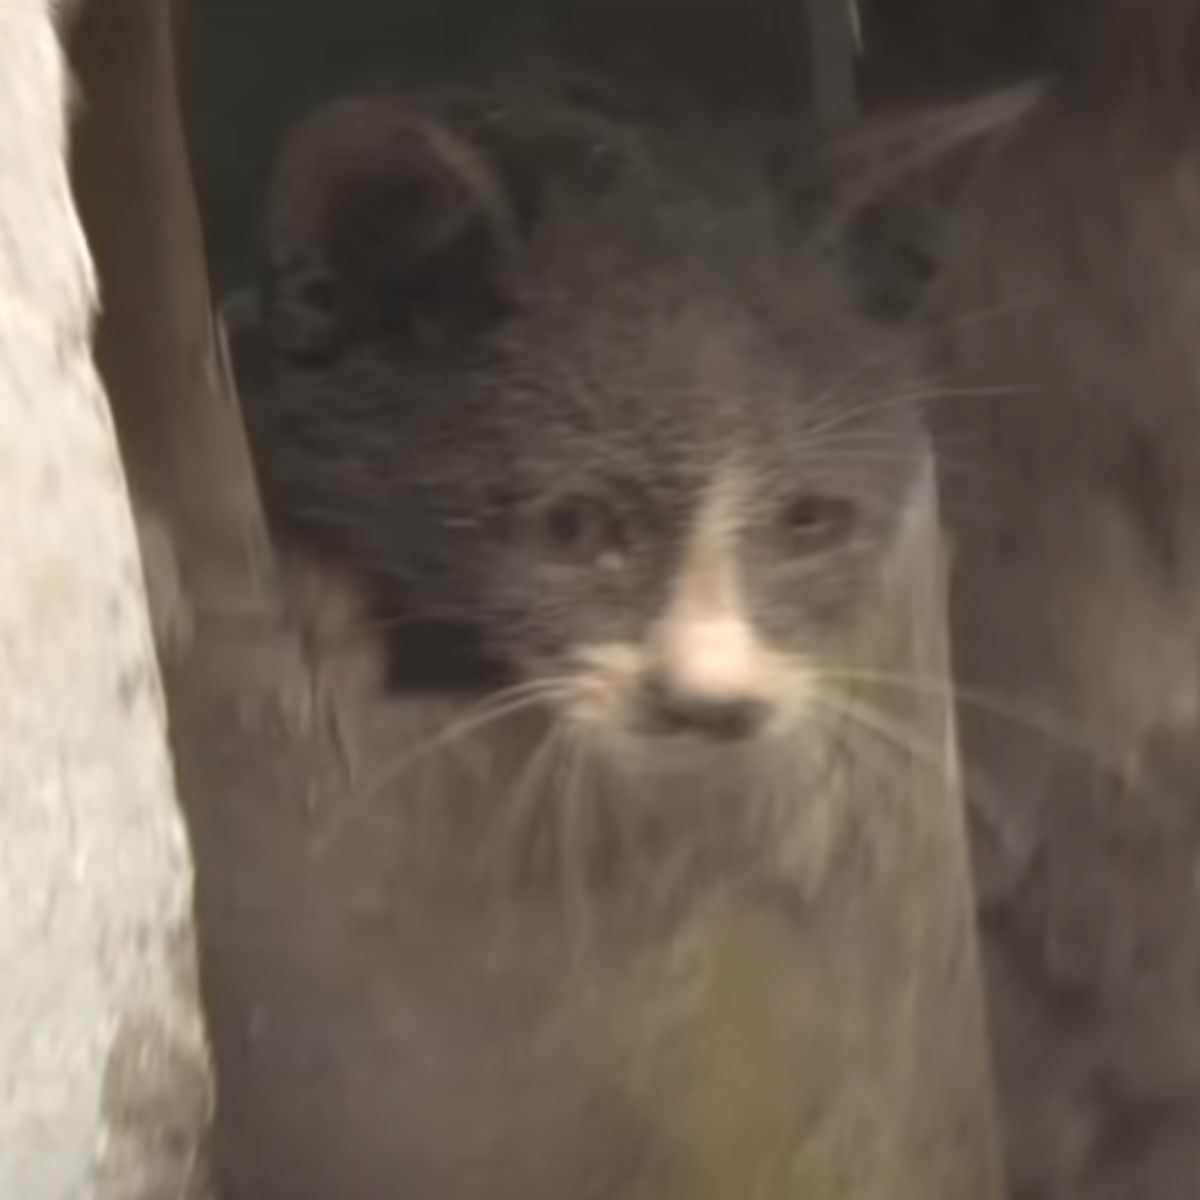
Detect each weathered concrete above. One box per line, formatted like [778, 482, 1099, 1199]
[0, 1, 213, 1197]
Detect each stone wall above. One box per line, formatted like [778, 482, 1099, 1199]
[0, 2, 214, 1197]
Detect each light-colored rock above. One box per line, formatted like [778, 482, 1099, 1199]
[0, 2, 213, 1197]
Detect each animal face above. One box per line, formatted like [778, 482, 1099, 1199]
[251, 91, 928, 757]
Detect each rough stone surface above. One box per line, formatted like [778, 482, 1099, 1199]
[0, 3, 213, 1197]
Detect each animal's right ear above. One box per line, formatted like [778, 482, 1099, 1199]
[263, 96, 518, 362]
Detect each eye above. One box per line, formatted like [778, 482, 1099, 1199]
[779, 492, 857, 555]
[540, 494, 625, 565]
[297, 274, 339, 313]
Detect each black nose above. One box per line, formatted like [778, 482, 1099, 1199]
[643, 679, 769, 741]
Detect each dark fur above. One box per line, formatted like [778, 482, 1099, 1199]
[243, 90, 932, 700]
[204, 81, 1023, 1200]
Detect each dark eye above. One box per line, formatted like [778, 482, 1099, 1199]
[298, 274, 339, 313]
[779, 492, 857, 554]
[540, 494, 625, 565]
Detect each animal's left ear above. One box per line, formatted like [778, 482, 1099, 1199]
[838, 146, 970, 323]
[782, 83, 1045, 321]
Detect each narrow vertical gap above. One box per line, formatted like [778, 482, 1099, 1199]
[805, 0, 860, 125]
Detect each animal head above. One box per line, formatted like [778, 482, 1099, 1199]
[253, 90, 937, 759]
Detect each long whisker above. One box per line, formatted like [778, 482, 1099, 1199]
[557, 739, 595, 959]
[808, 688, 1035, 871]
[803, 382, 1036, 442]
[486, 722, 566, 875]
[809, 689, 953, 785]
[810, 668, 1116, 768]
[364, 682, 569, 795]
[313, 681, 570, 853]
[802, 297, 1043, 420]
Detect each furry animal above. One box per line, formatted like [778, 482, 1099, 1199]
[210, 86, 1007, 1200]
[244, 90, 935, 768]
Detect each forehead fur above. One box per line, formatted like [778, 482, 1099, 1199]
[259, 87, 928, 550]
[403, 105, 919, 468]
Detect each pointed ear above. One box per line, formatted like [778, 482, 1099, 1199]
[782, 83, 1045, 321]
[263, 96, 519, 361]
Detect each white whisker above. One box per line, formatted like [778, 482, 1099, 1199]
[557, 740, 596, 958]
[808, 687, 1034, 869]
[313, 680, 571, 853]
[810, 382, 1032, 436]
[811, 668, 1116, 768]
[486, 723, 566, 876]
